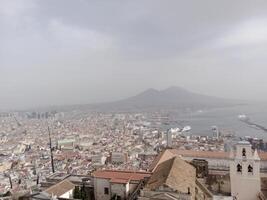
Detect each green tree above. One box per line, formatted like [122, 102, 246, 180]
[73, 186, 81, 199]
[80, 183, 88, 200]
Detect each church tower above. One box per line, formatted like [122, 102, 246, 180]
[230, 141, 261, 200]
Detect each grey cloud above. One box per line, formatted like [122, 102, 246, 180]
[1, 0, 267, 109]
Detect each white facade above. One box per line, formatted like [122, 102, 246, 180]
[94, 178, 111, 200]
[111, 152, 127, 164]
[166, 131, 172, 148]
[111, 182, 129, 199]
[230, 141, 261, 200]
[59, 189, 74, 199]
[91, 155, 106, 165]
[93, 177, 133, 200]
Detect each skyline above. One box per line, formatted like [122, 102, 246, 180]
[1, 0, 267, 109]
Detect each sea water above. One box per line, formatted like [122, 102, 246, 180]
[173, 103, 267, 140]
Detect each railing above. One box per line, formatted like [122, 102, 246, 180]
[258, 191, 267, 200]
[128, 181, 144, 200]
[196, 179, 213, 199]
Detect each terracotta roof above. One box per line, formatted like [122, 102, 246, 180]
[146, 157, 196, 192]
[259, 152, 267, 161]
[92, 170, 151, 184]
[110, 178, 129, 184]
[172, 149, 267, 161]
[150, 149, 267, 171]
[149, 149, 178, 171]
[45, 180, 75, 197]
[170, 149, 229, 159]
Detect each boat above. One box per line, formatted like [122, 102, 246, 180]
[238, 114, 249, 121]
[182, 126, 191, 132]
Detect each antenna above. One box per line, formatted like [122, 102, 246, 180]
[36, 174, 39, 185]
[8, 175, 12, 189]
[4, 173, 12, 189]
[13, 115, 21, 127]
[48, 126, 55, 173]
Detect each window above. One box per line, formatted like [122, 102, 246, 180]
[242, 148, 246, 157]
[237, 164, 242, 172]
[188, 187, 191, 194]
[104, 187, 109, 195]
[248, 165, 253, 173]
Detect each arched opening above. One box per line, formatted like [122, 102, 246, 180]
[248, 165, 253, 173]
[188, 187, 191, 194]
[242, 148, 246, 157]
[237, 164, 242, 173]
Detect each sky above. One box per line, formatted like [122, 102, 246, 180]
[1, 0, 267, 109]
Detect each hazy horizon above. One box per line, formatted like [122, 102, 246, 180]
[1, 0, 267, 109]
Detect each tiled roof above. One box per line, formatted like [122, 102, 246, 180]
[45, 180, 75, 197]
[150, 149, 267, 171]
[149, 149, 177, 172]
[170, 149, 229, 159]
[110, 178, 129, 184]
[259, 152, 267, 161]
[172, 149, 267, 161]
[92, 170, 151, 184]
[146, 157, 196, 192]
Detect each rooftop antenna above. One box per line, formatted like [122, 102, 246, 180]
[8, 174, 12, 189]
[36, 174, 39, 185]
[48, 126, 55, 173]
[13, 115, 21, 127]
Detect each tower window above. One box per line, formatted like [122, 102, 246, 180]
[188, 187, 191, 194]
[237, 164, 242, 172]
[242, 148, 246, 157]
[248, 165, 253, 173]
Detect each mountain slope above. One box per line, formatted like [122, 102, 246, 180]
[91, 86, 240, 111]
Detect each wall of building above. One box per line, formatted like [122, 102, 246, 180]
[111, 153, 127, 164]
[129, 183, 138, 194]
[60, 189, 74, 199]
[230, 175, 260, 200]
[182, 156, 267, 171]
[230, 143, 261, 200]
[183, 157, 229, 170]
[111, 183, 127, 199]
[91, 155, 106, 165]
[206, 174, 231, 195]
[93, 178, 110, 200]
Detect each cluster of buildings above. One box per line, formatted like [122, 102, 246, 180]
[1, 111, 267, 199]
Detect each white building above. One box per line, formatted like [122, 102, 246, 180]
[230, 141, 261, 200]
[57, 138, 76, 150]
[91, 154, 107, 166]
[166, 131, 172, 148]
[92, 170, 151, 200]
[111, 152, 128, 164]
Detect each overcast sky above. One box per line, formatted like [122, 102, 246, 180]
[1, 0, 267, 109]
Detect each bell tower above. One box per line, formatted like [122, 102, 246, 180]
[230, 141, 261, 200]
